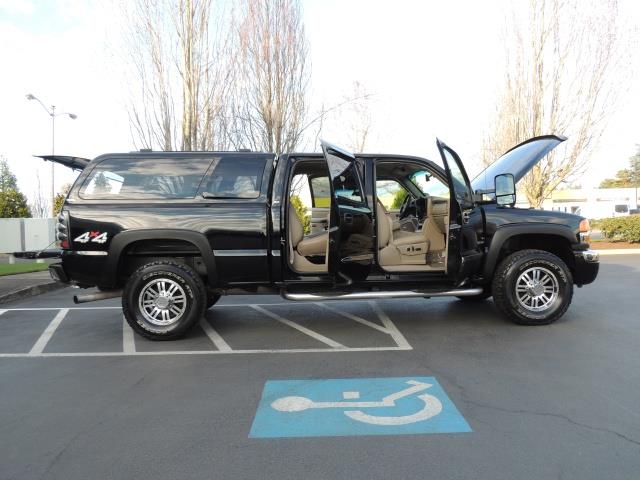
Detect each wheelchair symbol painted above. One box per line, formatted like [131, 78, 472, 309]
[271, 379, 443, 426]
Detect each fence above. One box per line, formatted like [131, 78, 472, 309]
[0, 218, 56, 254]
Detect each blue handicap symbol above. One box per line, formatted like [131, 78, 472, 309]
[249, 376, 471, 438]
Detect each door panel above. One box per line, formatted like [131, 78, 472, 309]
[321, 141, 374, 284]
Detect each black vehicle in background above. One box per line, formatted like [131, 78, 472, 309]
[38, 135, 599, 340]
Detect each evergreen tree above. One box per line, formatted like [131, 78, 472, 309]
[0, 156, 18, 191]
[600, 147, 640, 188]
[0, 156, 32, 218]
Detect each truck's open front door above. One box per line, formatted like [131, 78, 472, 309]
[436, 139, 484, 284]
[320, 141, 374, 284]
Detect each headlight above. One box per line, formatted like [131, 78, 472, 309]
[579, 219, 591, 243]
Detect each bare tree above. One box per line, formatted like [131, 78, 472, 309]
[228, 0, 309, 155]
[123, 0, 234, 151]
[29, 172, 49, 219]
[483, 0, 629, 208]
[338, 81, 374, 152]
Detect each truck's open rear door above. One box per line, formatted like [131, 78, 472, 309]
[320, 141, 374, 284]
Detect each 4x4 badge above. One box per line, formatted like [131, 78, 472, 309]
[74, 231, 108, 244]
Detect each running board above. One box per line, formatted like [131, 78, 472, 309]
[282, 288, 484, 302]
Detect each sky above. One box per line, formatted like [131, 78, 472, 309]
[0, 0, 639, 212]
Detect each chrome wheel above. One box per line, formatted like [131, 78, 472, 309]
[138, 278, 187, 326]
[515, 266, 559, 312]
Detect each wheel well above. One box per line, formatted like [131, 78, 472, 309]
[494, 234, 575, 272]
[116, 239, 207, 286]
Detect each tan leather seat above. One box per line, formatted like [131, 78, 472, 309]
[289, 207, 328, 273]
[377, 198, 446, 268]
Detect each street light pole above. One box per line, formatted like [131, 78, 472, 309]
[25, 94, 77, 217]
[51, 105, 55, 216]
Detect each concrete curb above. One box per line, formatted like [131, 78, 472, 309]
[0, 281, 65, 305]
[593, 249, 640, 255]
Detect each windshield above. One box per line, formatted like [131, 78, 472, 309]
[409, 171, 449, 197]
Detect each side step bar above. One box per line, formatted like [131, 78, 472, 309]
[74, 290, 122, 304]
[282, 288, 484, 302]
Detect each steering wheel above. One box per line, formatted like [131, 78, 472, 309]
[399, 194, 415, 220]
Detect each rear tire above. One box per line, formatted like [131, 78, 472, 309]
[122, 260, 206, 340]
[492, 249, 573, 325]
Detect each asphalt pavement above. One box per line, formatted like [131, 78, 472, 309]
[0, 255, 639, 480]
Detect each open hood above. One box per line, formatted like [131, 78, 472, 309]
[471, 135, 566, 193]
[35, 155, 90, 171]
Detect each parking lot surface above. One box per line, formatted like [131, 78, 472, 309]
[1, 255, 639, 479]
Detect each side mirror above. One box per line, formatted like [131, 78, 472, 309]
[495, 173, 516, 207]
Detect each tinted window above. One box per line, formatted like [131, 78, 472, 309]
[410, 171, 449, 198]
[200, 157, 267, 198]
[376, 180, 407, 210]
[80, 156, 214, 199]
[441, 147, 472, 206]
[334, 168, 364, 205]
[310, 176, 331, 207]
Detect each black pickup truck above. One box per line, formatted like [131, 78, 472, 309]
[38, 136, 598, 339]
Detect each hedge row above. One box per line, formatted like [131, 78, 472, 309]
[599, 216, 640, 243]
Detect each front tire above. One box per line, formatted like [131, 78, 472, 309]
[492, 249, 573, 325]
[123, 260, 206, 340]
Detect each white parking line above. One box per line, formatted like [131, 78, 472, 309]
[250, 305, 345, 348]
[122, 316, 136, 353]
[0, 301, 413, 357]
[199, 319, 232, 352]
[369, 301, 412, 350]
[29, 308, 69, 355]
[315, 302, 392, 335]
[0, 346, 409, 358]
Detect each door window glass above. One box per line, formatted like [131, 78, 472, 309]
[441, 148, 472, 205]
[376, 180, 408, 210]
[199, 157, 266, 198]
[334, 168, 364, 205]
[310, 176, 331, 207]
[410, 171, 449, 198]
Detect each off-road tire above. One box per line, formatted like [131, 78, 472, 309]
[206, 291, 221, 309]
[456, 286, 492, 302]
[122, 260, 206, 340]
[492, 249, 573, 325]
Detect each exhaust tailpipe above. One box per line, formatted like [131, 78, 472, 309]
[73, 290, 122, 304]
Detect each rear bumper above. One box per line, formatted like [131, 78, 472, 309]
[573, 249, 599, 286]
[49, 263, 70, 284]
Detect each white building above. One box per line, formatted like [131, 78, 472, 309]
[537, 187, 640, 218]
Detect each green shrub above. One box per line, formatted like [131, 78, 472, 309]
[599, 216, 640, 243]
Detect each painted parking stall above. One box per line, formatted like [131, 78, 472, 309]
[0, 300, 411, 357]
[250, 377, 471, 438]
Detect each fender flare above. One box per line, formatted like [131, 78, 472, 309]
[483, 223, 577, 279]
[104, 229, 217, 288]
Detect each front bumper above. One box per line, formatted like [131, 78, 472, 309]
[573, 249, 599, 286]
